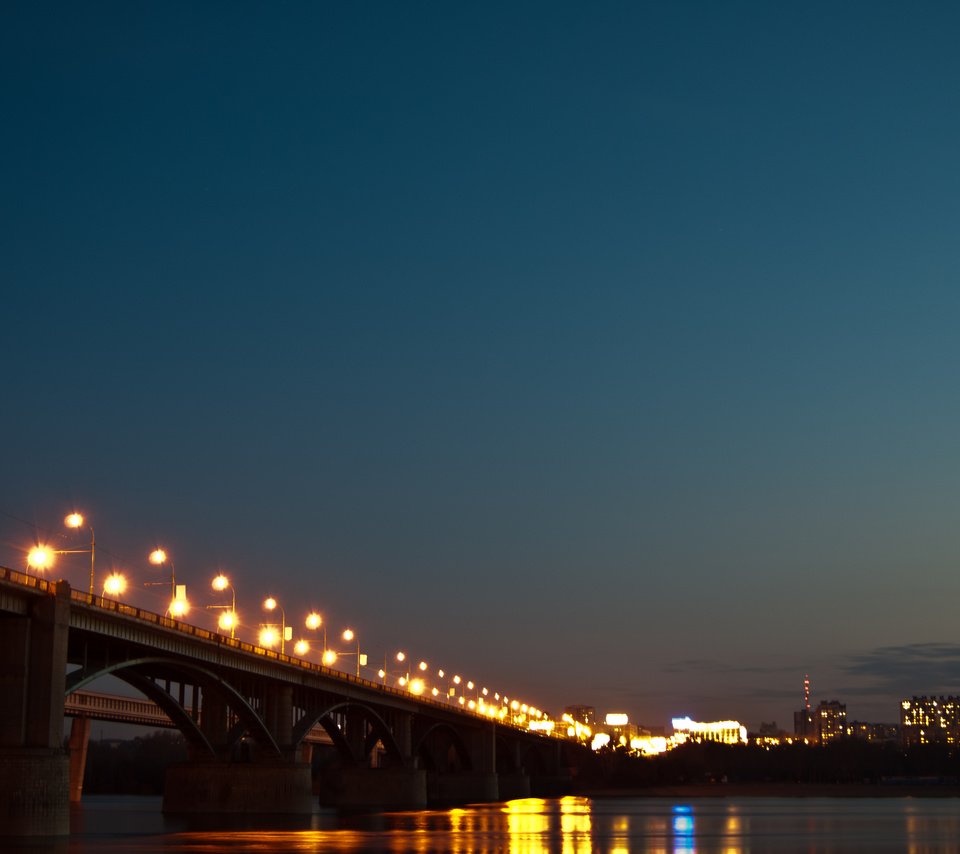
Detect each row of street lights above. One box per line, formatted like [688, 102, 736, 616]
[22, 510, 547, 724]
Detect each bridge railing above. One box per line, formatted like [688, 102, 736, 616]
[0, 565, 563, 738]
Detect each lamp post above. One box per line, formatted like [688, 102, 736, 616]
[340, 628, 366, 677]
[101, 571, 127, 605]
[302, 612, 326, 661]
[146, 548, 188, 618]
[380, 650, 408, 686]
[209, 573, 238, 638]
[26, 512, 95, 593]
[262, 596, 291, 654]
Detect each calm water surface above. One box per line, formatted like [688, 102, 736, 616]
[10, 795, 960, 853]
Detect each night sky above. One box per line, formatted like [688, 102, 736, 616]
[4, 2, 960, 730]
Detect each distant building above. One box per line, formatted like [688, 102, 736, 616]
[816, 700, 847, 744]
[672, 716, 747, 745]
[794, 674, 815, 740]
[564, 705, 596, 727]
[844, 721, 899, 743]
[794, 708, 815, 740]
[901, 696, 960, 747]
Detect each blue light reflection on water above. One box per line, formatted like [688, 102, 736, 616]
[6, 795, 960, 853]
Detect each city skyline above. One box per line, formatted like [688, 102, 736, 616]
[5, 3, 960, 729]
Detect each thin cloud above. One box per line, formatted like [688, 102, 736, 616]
[843, 643, 960, 697]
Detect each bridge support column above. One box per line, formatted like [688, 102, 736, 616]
[326, 766, 427, 808]
[68, 717, 91, 803]
[428, 770, 499, 804]
[427, 720, 499, 804]
[163, 761, 313, 814]
[0, 581, 71, 837]
[265, 684, 294, 756]
[497, 772, 530, 800]
[0, 581, 70, 836]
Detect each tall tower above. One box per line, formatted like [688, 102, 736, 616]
[794, 673, 815, 739]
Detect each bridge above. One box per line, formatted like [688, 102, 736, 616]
[0, 567, 586, 836]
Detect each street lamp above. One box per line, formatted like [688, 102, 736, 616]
[262, 596, 292, 654]
[65, 512, 96, 595]
[339, 628, 366, 677]
[380, 650, 409, 686]
[208, 573, 238, 638]
[146, 548, 188, 618]
[101, 571, 127, 604]
[25, 512, 95, 593]
[301, 611, 327, 661]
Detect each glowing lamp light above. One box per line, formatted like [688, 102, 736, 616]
[418, 660, 428, 672]
[264, 597, 278, 611]
[212, 574, 230, 592]
[606, 713, 629, 727]
[65, 513, 84, 529]
[467, 681, 474, 691]
[169, 598, 189, 618]
[591, 733, 611, 751]
[294, 639, 309, 657]
[103, 573, 127, 598]
[305, 612, 322, 630]
[378, 668, 386, 679]
[27, 545, 54, 570]
[409, 678, 425, 695]
[396, 651, 406, 662]
[398, 676, 407, 687]
[431, 687, 439, 697]
[259, 626, 279, 648]
[218, 611, 237, 632]
[453, 675, 461, 685]
[149, 549, 167, 565]
[438, 669, 445, 678]
[322, 650, 337, 666]
[342, 628, 354, 642]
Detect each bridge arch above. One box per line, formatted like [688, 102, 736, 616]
[65, 656, 282, 758]
[292, 701, 404, 766]
[413, 722, 472, 772]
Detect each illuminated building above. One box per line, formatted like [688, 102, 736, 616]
[794, 708, 815, 739]
[845, 721, 899, 743]
[600, 713, 641, 749]
[901, 696, 960, 747]
[564, 705, 595, 727]
[816, 700, 847, 744]
[672, 716, 747, 745]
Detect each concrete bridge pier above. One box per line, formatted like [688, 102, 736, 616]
[497, 771, 531, 800]
[163, 760, 314, 814]
[427, 721, 499, 805]
[163, 682, 313, 814]
[68, 716, 91, 803]
[0, 581, 71, 837]
[320, 709, 428, 807]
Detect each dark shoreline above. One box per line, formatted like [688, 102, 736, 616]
[579, 783, 960, 799]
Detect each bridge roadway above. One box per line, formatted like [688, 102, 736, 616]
[0, 567, 585, 836]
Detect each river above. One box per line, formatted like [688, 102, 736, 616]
[7, 794, 960, 852]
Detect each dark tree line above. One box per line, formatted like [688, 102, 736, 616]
[78, 731, 188, 795]
[578, 741, 960, 789]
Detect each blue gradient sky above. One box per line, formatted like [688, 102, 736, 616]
[4, 2, 960, 728]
